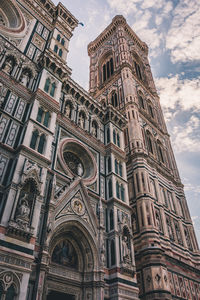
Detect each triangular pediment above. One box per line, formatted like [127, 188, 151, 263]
[54, 179, 98, 236]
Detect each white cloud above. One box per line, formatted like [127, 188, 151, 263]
[166, 0, 200, 63]
[171, 115, 200, 153]
[155, 75, 200, 112]
[107, 0, 138, 16]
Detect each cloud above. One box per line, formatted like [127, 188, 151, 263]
[107, 0, 138, 16]
[155, 75, 200, 112]
[166, 0, 200, 63]
[171, 115, 200, 153]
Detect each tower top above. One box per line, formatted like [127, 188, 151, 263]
[88, 15, 148, 55]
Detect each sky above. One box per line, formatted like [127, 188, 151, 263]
[52, 0, 200, 244]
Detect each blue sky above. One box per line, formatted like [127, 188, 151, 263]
[52, 0, 200, 244]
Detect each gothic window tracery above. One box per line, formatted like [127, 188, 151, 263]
[30, 129, 46, 154]
[111, 92, 118, 107]
[36, 107, 50, 127]
[44, 77, 57, 97]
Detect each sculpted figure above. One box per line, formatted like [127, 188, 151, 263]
[65, 104, 71, 117]
[122, 235, 130, 261]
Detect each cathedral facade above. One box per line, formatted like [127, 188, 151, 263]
[0, 1, 199, 300]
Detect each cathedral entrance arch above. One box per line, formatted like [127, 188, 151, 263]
[45, 221, 102, 300]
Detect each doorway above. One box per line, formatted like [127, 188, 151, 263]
[47, 290, 75, 300]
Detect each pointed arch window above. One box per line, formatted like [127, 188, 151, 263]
[116, 181, 120, 198]
[50, 82, 56, 97]
[119, 162, 122, 177]
[43, 111, 50, 127]
[107, 128, 110, 143]
[108, 179, 112, 198]
[58, 49, 63, 57]
[36, 107, 44, 123]
[61, 38, 65, 46]
[54, 44, 58, 53]
[5, 284, 17, 300]
[57, 34, 61, 42]
[110, 209, 114, 230]
[138, 95, 145, 109]
[113, 129, 116, 144]
[108, 156, 111, 173]
[117, 133, 120, 147]
[38, 134, 46, 154]
[30, 130, 39, 150]
[121, 184, 125, 201]
[115, 159, 118, 174]
[111, 240, 116, 265]
[102, 56, 114, 82]
[44, 78, 51, 93]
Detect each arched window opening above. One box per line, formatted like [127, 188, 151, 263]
[5, 284, 17, 300]
[57, 34, 61, 42]
[147, 133, 153, 154]
[158, 145, 164, 163]
[54, 44, 58, 53]
[107, 128, 110, 143]
[43, 111, 50, 127]
[113, 130, 116, 144]
[102, 56, 114, 82]
[58, 49, 63, 57]
[38, 134, 46, 154]
[30, 130, 39, 150]
[44, 78, 51, 93]
[61, 38, 65, 46]
[134, 61, 142, 80]
[148, 105, 154, 118]
[110, 209, 114, 230]
[121, 184, 125, 201]
[110, 57, 114, 75]
[37, 107, 44, 123]
[116, 181, 120, 198]
[117, 133, 120, 147]
[115, 159, 118, 174]
[103, 64, 106, 82]
[111, 240, 116, 265]
[138, 95, 145, 109]
[119, 162, 122, 177]
[108, 179, 112, 198]
[106, 61, 110, 79]
[108, 156, 111, 173]
[50, 82, 56, 97]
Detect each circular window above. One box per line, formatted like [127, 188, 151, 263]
[59, 138, 97, 185]
[0, 0, 26, 38]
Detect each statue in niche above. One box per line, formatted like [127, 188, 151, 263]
[122, 235, 131, 262]
[20, 72, 30, 87]
[91, 123, 97, 137]
[78, 113, 85, 128]
[77, 162, 83, 176]
[52, 240, 77, 268]
[155, 211, 162, 231]
[16, 193, 30, 225]
[3, 59, 13, 74]
[65, 103, 71, 117]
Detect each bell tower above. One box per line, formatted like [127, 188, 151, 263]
[88, 15, 200, 300]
